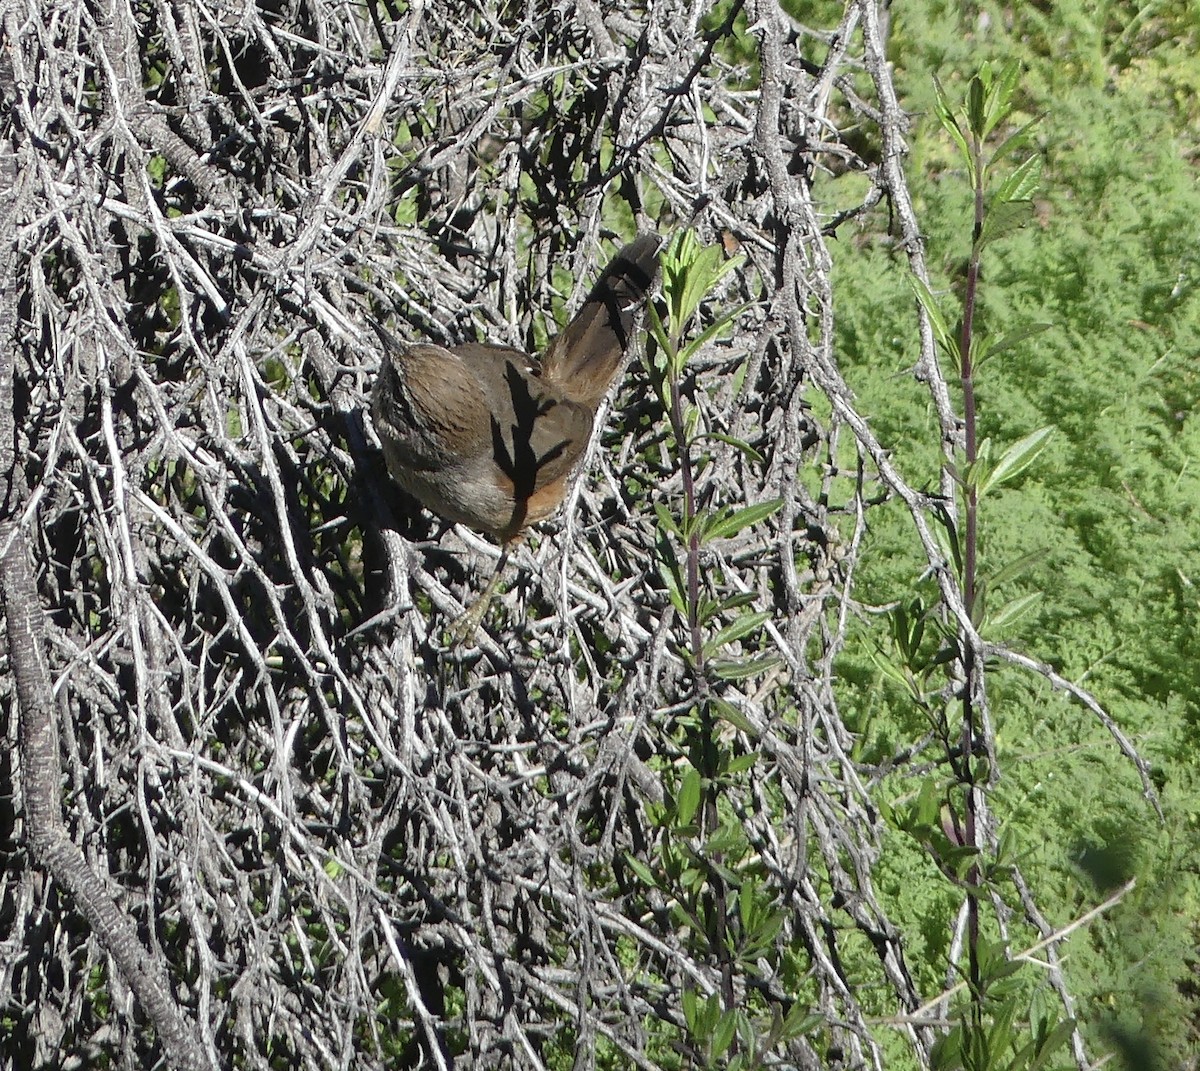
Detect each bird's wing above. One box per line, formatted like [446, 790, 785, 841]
[455, 343, 596, 500]
[371, 329, 495, 466]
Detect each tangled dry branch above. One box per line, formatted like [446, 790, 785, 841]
[0, 0, 1123, 1068]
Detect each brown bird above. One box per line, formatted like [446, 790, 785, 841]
[371, 233, 661, 635]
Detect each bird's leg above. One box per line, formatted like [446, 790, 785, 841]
[448, 542, 512, 644]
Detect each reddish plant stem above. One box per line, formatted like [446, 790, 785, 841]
[959, 130, 986, 1002]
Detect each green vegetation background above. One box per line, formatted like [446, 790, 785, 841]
[820, 1, 1198, 1063]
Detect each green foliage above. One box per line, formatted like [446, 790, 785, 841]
[647, 230, 779, 680]
[827, 2, 1200, 1066]
[626, 230, 828, 1068]
[932, 979, 1076, 1071]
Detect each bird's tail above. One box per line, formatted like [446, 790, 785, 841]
[541, 233, 661, 408]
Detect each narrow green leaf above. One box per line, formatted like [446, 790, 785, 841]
[664, 230, 744, 333]
[931, 502, 963, 575]
[678, 246, 719, 321]
[779, 1006, 824, 1041]
[980, 61, 1017, 139]
[680, 505, 708, 543]
[930, 1026, 964, 1070]
[982, 321, 1052, 361]
[978, 426, 1054, 496]
[916, 777, 941, 825]
[765, 1004, 786, 1048]
[978, 197, 1035, 250]
[711, 654, 782, 682]
[908, 607, 926, 655]
[928, 643, 959, 668]
[970, 582, 987, 629]
[948, 844, 983, 880]
[712, 1010, 737, 1058]
[985, 60, 1023, 139]
[725, 751, 758, 774]
[738, 876, 758, 929]
[645, 303, 672, 365]
[960, 438, 994, 495]
[700, 431, 765, 464]
[623, 853, 658, 889]
[703, 498, 783, 542]
[908, 274, 960, 368]
[870, 648, 915, 693]
[987, 548, 1049, 589]
[993, 112, 1042, 161]
[699, 992, 722, 1032]
[696, 595, 722, 629]
[892, 601, 910, 652]
[715, 591, 759, 615]
[678, 300, 753, 366]
[987, 957, 1024, 983]
[681, 988, 699, 1033]
[708, 610, 773, 653]
[932, 76, 972, 166]
[711, 697, 757, 734]
[653, 502, 681, 538]
[676, 768, 702, 826]
[984, 591, 1043, 633]
[680, 865, 706, 893]
[749, 910, 785, 951]
[986, 996, 1020, 1051]
[969, 333, 994, 369]
[705, 818, 749, 857]
[967, 74, 986, 138]
[656, 556, 687, 617]
[996, 153, 1042, 204]
[1028, 1020, 1077, 1071]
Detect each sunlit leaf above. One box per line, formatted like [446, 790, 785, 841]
[996, 153, 1042, 203]
[623, 853, 658, 889]
[908, 274, 960, 368]
[711, 697, 758, 733]
[704, 610, 771, 656]
[700, 431, 765, 463]
[977, 197, 1035, 250]
[980, 321, 1052, 363]
[984, 591, 1043, 633]
[978, 426, 1054, 496]
[967, 73, 986, 138]
[987, 549, 1049, 589]
[711, 654, 782, 682]
[703, 498, 783, 542]
[932, 75, 971, 169]
[712, 1009, 737, 1058]
[676, 767, 702, 826]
